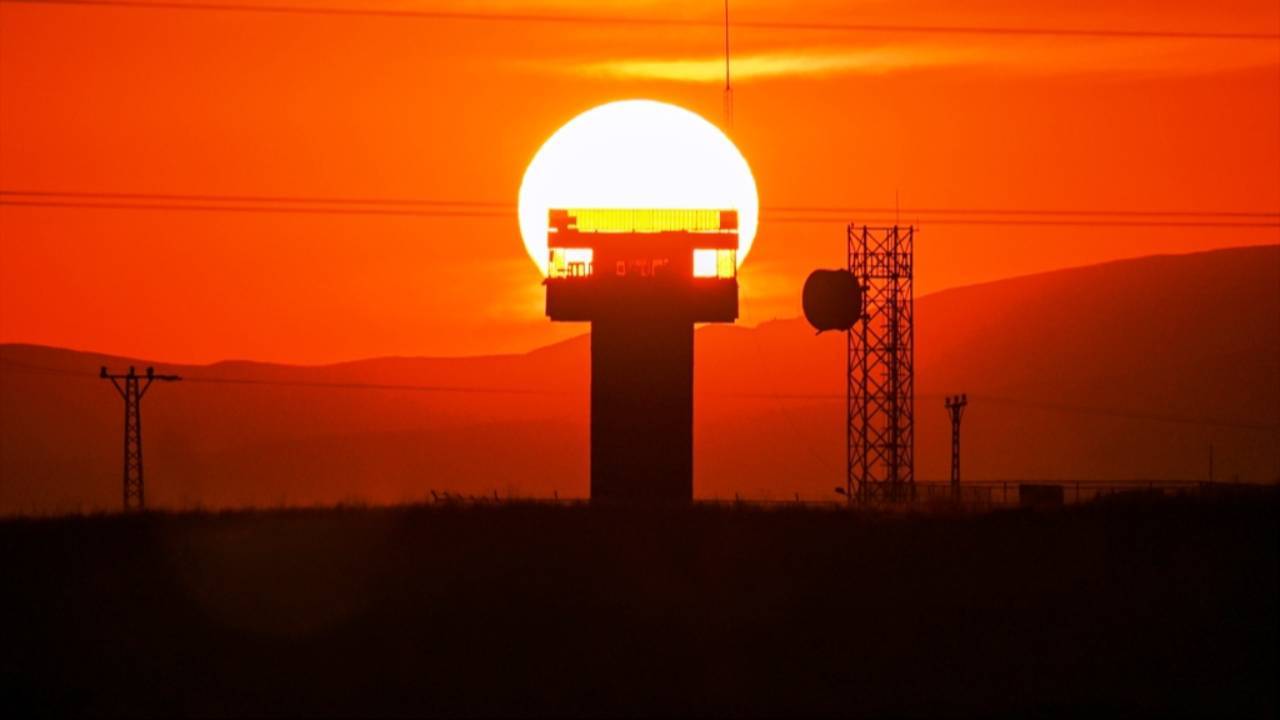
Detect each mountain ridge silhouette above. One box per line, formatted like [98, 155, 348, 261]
[3, 245, 1276, 513]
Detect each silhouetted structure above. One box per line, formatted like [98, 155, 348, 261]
[801, 267, 864, 501]
[848, 225, 915, 502]
[1019, 483, 1065, 508]
[545, 209, 738, 501]
[100, 366, 180, 511]
[802, 269, 862, 333]
[945, 394, 968, 502]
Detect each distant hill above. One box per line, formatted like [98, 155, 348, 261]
[2, 246, 1277, 513]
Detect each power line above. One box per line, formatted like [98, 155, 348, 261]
[3, 193, 1277, 229]
[3, 358, 1275, 431]
[4, 190, 1276, 220]
[973, 394, 1280, 432]
[0, 357, 91, 378]
[182, 375, 569, 396]
[2, 0, 1276, 41]
[0, 359, 566, 394]
[0, 200, 510, 220]
[769, 205, 1280, 219]
[0, 189, 508, 208]
[771, 217, 1280, 229]
[2, 200, 1272, 229]
[708, 390, 1279, 432]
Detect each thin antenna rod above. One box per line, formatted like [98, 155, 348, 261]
[723, 0, 733, 129]
[724, 0, 731, 90]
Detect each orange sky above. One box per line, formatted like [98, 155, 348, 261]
[2, 0, 1278, 364]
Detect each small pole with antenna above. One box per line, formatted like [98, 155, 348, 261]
[723, 0, 733, 130]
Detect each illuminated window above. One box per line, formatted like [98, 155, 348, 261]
[693, 249, 736, 279]
[549, 248, 594, 278]
[693, 249, 717, 277]
[717, 249, 736, 278]
[570, 209, 727, 233]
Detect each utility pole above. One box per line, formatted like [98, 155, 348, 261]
[945, 394, 968, 503]
[101, 366, 180, 511]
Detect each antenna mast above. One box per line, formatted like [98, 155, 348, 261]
[723, 0, 733, 129]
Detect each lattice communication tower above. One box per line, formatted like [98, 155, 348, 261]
[847, 225, 915, 502]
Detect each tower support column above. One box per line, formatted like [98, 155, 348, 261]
[590, 316, 694, 502]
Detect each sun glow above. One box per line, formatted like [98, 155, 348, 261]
[518, 100, 759, 276]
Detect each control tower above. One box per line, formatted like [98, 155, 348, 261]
[545, 208, 739, 502]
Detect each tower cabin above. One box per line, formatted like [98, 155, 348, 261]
[545, 208, 739, 323]
[543, 208, 741, 502]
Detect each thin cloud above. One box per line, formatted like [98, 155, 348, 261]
[561, 38, 1280, 82]
[576, 46, 976, 81]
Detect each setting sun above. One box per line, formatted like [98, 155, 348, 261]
[517, 100, 759, 276]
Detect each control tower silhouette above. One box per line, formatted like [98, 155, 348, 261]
[545, 208, 739, 502]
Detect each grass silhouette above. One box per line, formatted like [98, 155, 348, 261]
[2, 495, 1275, 716]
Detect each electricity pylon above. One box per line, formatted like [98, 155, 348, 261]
[101, 366, 180, 511]
[945, 394, 968, 503]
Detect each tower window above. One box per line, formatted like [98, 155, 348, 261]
[549, 248, 594, 278]
[693, 249, 736, 279]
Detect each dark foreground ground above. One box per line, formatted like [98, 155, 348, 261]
[2, 495, 1276, 717]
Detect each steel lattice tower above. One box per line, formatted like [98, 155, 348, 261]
[847, 225, 915, 503]
[101, 366, 180, 511]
